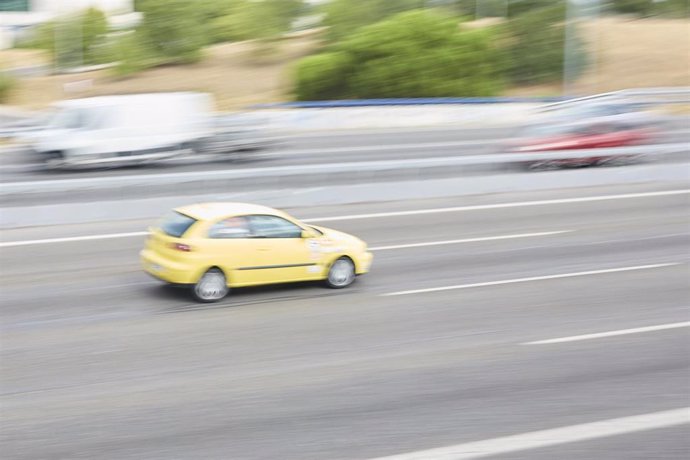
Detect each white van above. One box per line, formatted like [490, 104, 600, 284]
[22, 92, 215, 167]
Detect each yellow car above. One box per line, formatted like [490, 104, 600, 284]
[140, 203, 373, 302]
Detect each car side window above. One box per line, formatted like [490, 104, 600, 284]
[208, 216, 251, 239]
[249, 215, 302, 239]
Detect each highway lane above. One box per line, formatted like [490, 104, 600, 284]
[0, 126, 511, 174]
[1, 126, 688, 182]
[1, 184, 689, 459]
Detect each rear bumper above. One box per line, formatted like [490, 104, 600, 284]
[140, 250, 199, 285]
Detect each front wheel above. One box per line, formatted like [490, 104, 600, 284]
[325, 257, 356, 289]
[192, 268, 229, 302]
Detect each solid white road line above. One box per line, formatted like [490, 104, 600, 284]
[524, 321, 690, 345]
[1, 189, 687, 247]
[0, 230, 570, 249]
[304, 189, 690, 223]
[0, 231, 149, 248]
[382, 263, 681, 296]
[368, 407, 690, 460]
[368, 231, 571, 251]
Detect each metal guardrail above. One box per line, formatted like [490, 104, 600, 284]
[541, 87, 690, 111]
[2, 143, 686, 195]
[252, 97, 567, 109]
[251, 88, 690, 109]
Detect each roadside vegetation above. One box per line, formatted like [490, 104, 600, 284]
[1, 0, 687, 107]
[296, 10, 505, 100]
[18, 7, 109, 70]
[295, 2, 584, 99]
[0, 72, 16, 103]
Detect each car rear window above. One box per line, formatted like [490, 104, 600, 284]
[159, 211, 197, 238]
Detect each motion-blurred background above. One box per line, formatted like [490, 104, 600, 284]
[1, 1, 689, 460]
[0, 0, 688, 108]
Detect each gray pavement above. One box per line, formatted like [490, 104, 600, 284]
[1, 183, 689, 459]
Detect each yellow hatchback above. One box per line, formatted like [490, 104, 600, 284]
[140, 203, 373, 302]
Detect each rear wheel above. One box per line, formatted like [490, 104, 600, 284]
[527, 160, 561, 171]
[192, 268, 229, 302]
[325, 257, 356, 289]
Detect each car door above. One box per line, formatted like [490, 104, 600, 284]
[246, 214, 320, 284]
[203, 215, 265, 287]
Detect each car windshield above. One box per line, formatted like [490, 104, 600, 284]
[158, 211, 197, 238]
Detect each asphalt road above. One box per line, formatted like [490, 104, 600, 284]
[1, 183, 689, 459]
[1, 126, 688, 183]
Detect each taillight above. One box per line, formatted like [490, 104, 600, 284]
[170, 243, 192, 252]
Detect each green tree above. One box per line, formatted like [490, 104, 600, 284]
[610, 0, 655, 15]
[111, 31, 157, 77]
[503, 4, 587, 85]
[507, 0, 558, 17]
[24, 8, 108, 68]
[453, 0, 555, 18]
[137, 0, 206, 63]
[295, 10, 505, 100]
[81, 7, 108, 63]
[196, 0, 236, 22]
[654, 0, 690, 17]
[210, 0, 304, 43]
[322, 0, 427, 42]
[610, 0, 689, 17]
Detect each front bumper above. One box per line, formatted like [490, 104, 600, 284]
[356, 251, 374, 274]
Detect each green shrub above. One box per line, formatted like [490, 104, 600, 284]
[295, 10, 505, 100]
[295, 51, 354, 100]
[0, 73, 16, 103]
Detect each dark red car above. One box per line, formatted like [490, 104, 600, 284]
[508, 122, 656, 170]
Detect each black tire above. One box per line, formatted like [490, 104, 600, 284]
[324, 257, 356, 289]
[192, 268, 229, 303]
[526, 160, 561, 171]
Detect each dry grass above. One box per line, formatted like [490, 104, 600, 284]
[574, 17, 690, 93]
[3, 35, 322, 111]
[0, 48, 49, 70]
[1, 18, 688, 109]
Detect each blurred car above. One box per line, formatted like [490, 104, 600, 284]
[506, 121, 656, 170]
[533, 101, 666, 129]
[141, 203, 373, 302]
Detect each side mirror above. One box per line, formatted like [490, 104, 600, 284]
[301, 229, 317, 239]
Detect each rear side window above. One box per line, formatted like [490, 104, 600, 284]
[249, 215, 303, 238]
[208, 216, 251, 239]
[159, 211, 197, 238]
